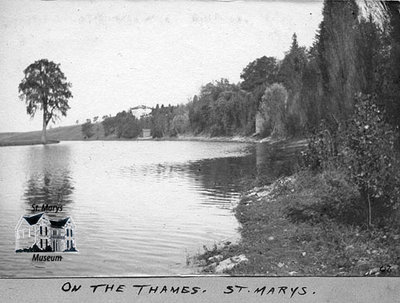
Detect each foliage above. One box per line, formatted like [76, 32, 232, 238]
[81, 121, 94, 139]
[339, 94, 400, 226]
[101, 105, 187, 139]
[240, 56, 278, 91]
[300, 119, 339, 171]
[285, 169, 362, 226]
[377, 1, 400, 128]
[260, 83, 288, 138]
[102, 116, 116, 137]
[278, 34, 308, 136]
[18, 59, 72, 143]
[317, 0, 362, 121]
[303, 94, 400, 226]
[115, 111, 141, 138]
[171, 112, 190, 135]
[151, 104, 175, 137]
[299, 45, 323, 132]
[101, 111, 141, 139]
[188, 79, 257, 136]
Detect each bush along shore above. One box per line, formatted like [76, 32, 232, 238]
[195, 171, 400, 276]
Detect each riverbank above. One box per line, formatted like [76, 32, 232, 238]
[0, 134, 258, 147]
[0, 139, 59, 147]
[0, 125, 83, 146]
[0, 123, 266, 146]
[158, 134, 259, 143]
[195, 170, 400, 276]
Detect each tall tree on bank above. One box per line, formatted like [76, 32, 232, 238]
[381, 1, 400, 128]
[260, 83, 288, 138]
[240, 56, 278, 93]
[317, 0, 362, 122]
[18, 59, 73, 144]
[278, 33, 308, 135]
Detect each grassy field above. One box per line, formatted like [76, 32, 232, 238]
[0, 123, 105, 146]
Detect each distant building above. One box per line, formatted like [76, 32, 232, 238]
[130, 105, 153, 119]
[142, 128, 151, 138]
[15, 213, 77, 252]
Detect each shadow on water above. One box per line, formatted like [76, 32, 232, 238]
[23, 145, 74, 218]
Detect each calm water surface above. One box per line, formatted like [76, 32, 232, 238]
[0, 140, 297, 277]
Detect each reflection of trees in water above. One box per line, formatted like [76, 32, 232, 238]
[187, 156, 256, 193]
[24, 170, 74, 215]
[127, 156, 256, 207]
[256, 143, 303, 184]
[23, 144, 74, 216]
[188, 144, 302, 199]
[119, 143, 303, 207]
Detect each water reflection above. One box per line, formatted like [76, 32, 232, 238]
[184, 156, 256, 207]
[116, 143, 301, 211]
[256, 142, 301, 184]
[23, 145, 74, 218]
[0, 140, 307, 277]
[181, 142, 302, 204]
[24, 172, 74, 213]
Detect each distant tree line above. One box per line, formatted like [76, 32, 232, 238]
[100, 111, 151, 139]
[188, 79, 257, 136]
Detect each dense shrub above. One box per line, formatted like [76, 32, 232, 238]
[340, 94, 400, 226]
[301, 94, 400, 226]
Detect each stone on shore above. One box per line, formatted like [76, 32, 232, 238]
[214, 255, 248, 274]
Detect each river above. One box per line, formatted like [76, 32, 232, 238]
[0, 140, 298, 277]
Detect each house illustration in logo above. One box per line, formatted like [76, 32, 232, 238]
[15, 213, 77, 253]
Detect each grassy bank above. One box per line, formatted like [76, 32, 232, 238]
[196, 169, 400, 276]
[0, 124, 87, 146]
[0, 139, 59, 147]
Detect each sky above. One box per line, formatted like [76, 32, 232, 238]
[0, 0, 323, 132]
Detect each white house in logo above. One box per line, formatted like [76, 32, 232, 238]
[15, 213, 77, 253]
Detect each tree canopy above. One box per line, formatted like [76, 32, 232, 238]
[18, 59, 72, 143]
[240, 56, 278, 91]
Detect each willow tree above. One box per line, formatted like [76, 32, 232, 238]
[18, 59, 72, 144]
[260, 83, 288, 138]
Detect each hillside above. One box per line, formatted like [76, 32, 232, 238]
[0, 123, 105, 146]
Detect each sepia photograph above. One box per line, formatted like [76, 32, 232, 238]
[1, 0, 400, 289]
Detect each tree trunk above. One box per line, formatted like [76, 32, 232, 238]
[367, 194, 372, 228]
[41, 108, 47, 144]
[361, 187, 372, 228]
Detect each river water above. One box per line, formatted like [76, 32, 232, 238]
[0, 140, 298, 277]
